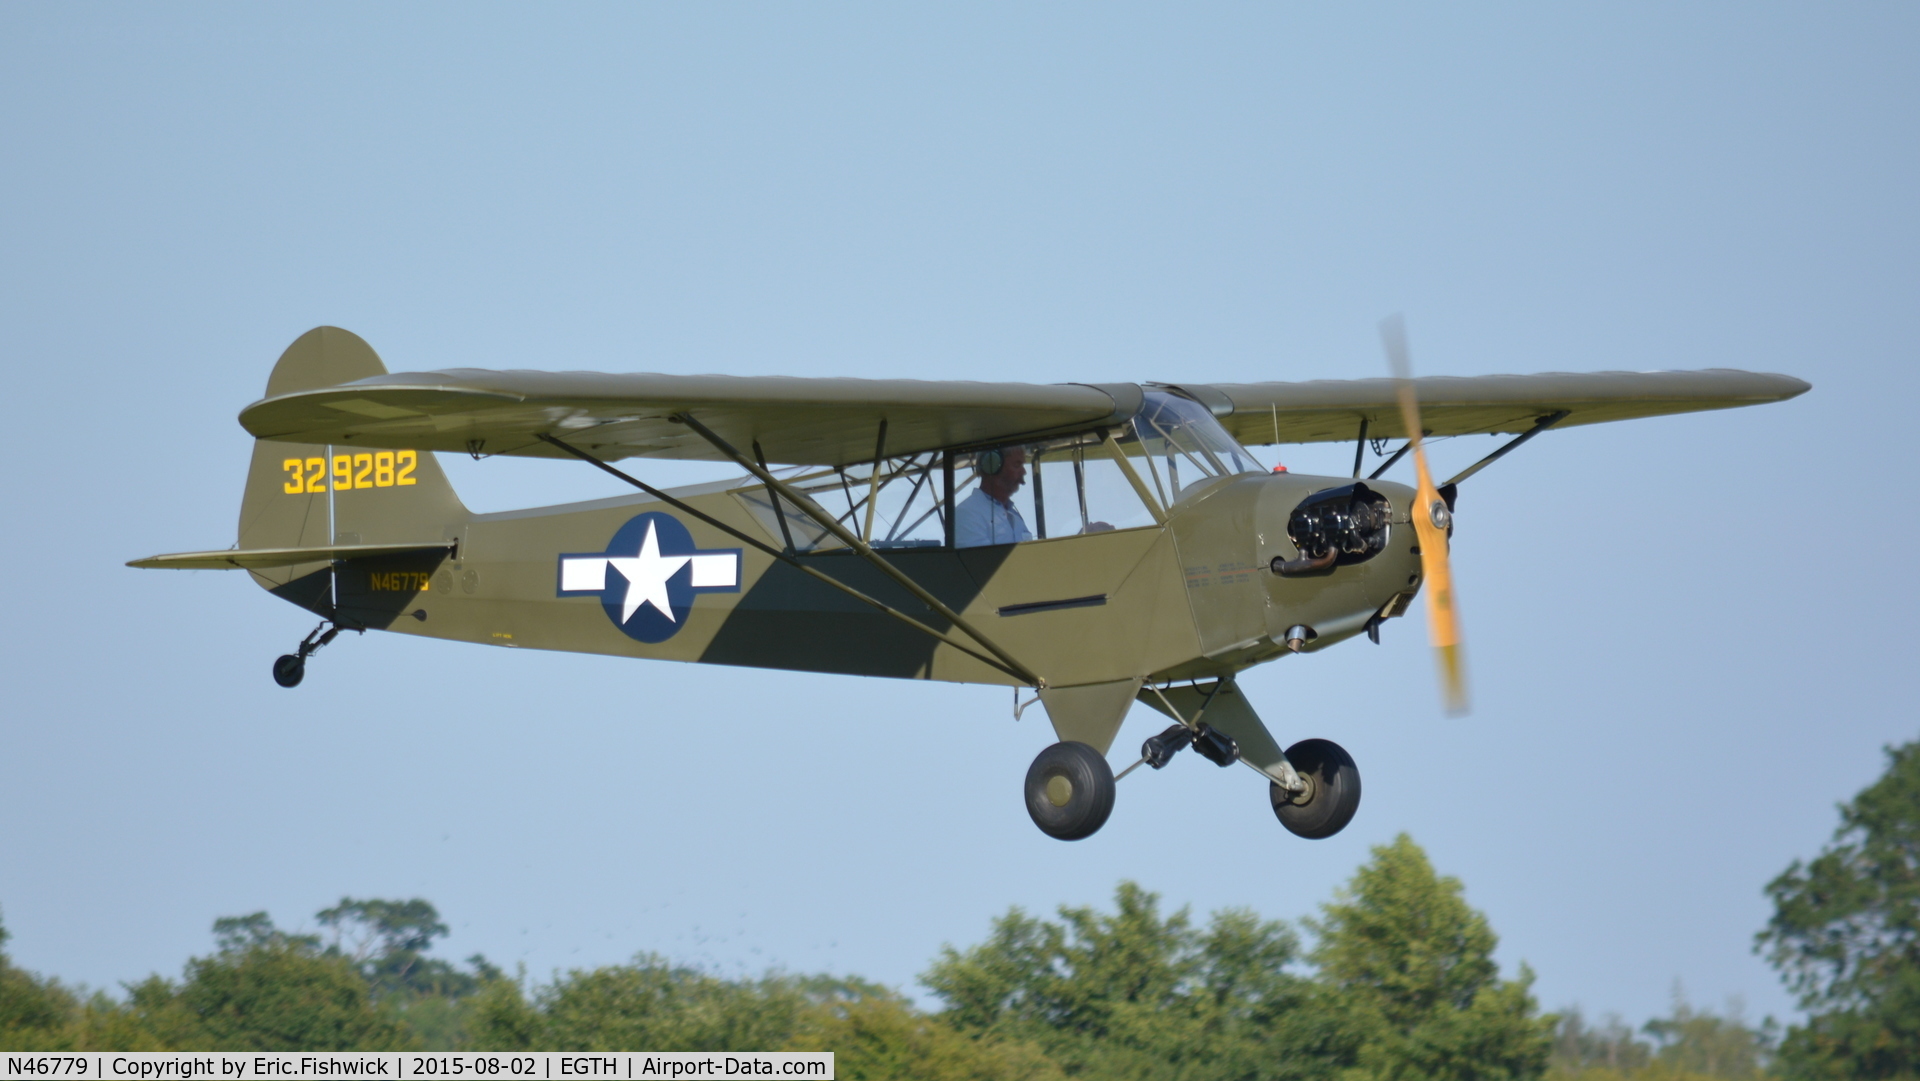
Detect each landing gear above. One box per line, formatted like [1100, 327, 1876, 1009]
[272, 621, 344, 689]
[1270, 738, 1361, 839]
[1025, 741, 1115, 841]
[272, 654, 305, 688]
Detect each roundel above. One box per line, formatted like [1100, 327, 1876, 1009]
[555, 512, 743, 643]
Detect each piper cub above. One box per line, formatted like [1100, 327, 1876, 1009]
[133, 326, 1807, 840]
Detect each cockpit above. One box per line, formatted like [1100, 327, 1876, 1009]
[731, 389, 1268, 551]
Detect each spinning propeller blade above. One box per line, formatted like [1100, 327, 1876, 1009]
[1381, 316, 1469, 715]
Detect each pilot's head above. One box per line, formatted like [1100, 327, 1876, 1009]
[975, 446, 1028, 502]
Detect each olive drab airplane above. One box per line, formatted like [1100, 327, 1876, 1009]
[132, 326, 1808, 841]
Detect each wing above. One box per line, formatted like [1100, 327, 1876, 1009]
[1167, 369, 1810, 445]
[235, 365, 1807, 465]
[237, 370, 1137, 467]
[128, 542, 455, 570]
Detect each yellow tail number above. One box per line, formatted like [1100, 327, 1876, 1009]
[288, 450, 418, 493]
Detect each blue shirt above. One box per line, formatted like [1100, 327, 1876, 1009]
[954, 488, 1032, 548]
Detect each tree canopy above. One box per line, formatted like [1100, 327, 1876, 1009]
[1758, 739, 1920, 1080]
[0, 831, 1803, 1080]
[924, 833, 1551, 1081]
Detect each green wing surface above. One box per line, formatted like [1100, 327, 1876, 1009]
[235, 364, 1808, 464]
[238, 370, 1132, 466]
[1173, 369, 1810, 445]
[128, 542, 455, 570]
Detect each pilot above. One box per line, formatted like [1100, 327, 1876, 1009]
[955, 447, 1032, 547]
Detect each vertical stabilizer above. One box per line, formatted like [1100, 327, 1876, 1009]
[237, 327, 468, 612]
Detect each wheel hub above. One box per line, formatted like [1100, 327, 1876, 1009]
[1045, 775, 1074, 807]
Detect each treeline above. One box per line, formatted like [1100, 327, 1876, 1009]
[3, 740, 1916, 1080]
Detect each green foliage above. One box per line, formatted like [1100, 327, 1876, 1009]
[467, 956, 808, 1052]
[1307, 834, 1553, 1081]
[0, 834, 1593, 1078]
[1548, 994, 1773, 1081]
[923, 879, 1317, 1079]
[790, 994, 1061, 1081]
[312, 897, 496, 1046]
[1642, 996, 1772, 1079]
[124, 912, 410, 1051]
[1551, 1008, 1654, 1076]
[318, 897, 485, 1001]
[924, 835, 1551, 1081]
[1759, 740, 1920, 1080]
[464, 959, 1062, 1078]
[0, 910, 81, 1052]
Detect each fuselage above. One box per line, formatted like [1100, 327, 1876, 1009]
[287, 468, 1422, 691]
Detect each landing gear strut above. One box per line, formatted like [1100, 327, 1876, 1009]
[273, 621, 344, 688]
[1024, 742, 1115, 841]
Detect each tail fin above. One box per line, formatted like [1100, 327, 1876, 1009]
[238, 328, 468, 606]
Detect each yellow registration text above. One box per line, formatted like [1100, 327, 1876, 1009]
[367, 571, 432, 592]
[282, 450, 418, 493]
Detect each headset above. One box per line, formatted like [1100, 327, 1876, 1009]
[974, 449, 1005, 477]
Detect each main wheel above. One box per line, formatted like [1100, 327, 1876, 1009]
[1271, 738, 1360, 839]
[272, 654, 305, 688]
[1025, 741, 1115, 840]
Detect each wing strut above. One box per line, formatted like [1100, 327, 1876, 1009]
[1367, 431, 1427, 480]
[667, 413, 1042, 687]
[1440, 411, 1569, 488]
[534, 433, 1033, 684]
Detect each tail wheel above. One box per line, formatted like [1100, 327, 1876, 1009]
[1025, 741, 1115, 841]
[1271, 738, 1360, 839]
[272, 654, 305, 688]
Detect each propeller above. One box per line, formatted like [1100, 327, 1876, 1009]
[1380, 316, 1469, 715]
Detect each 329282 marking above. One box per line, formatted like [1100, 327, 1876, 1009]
[283, 450, 418, 493]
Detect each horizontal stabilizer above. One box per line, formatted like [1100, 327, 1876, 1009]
[128, 542, 455, 570]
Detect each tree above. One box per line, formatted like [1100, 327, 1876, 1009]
[317, 897, 493, 999]
[0, 910, 79, 1051]
[125, 912, 409, 1051]
[1758, 739, 1920, 1080]
[790, 994, 1062, 1081]
[1545, 993, 1774, 1081]
[1641, 993, 1771, 1080]
[312, 897, 501, 1048]
[923, 880, 1319, 1079]
[468, 955, 809, 1052]
[1309, 833, 1552, 1081]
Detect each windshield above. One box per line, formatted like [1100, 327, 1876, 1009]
[1123, 391, 1264, 504]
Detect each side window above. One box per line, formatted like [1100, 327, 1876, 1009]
[958, 435, 1160, 547]
[1030, 443, 1159, 538]
[735, 455, 950, 552]
[732, 430, 1177, 553]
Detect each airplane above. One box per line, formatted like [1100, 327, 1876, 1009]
[131, 325, 1808, 841]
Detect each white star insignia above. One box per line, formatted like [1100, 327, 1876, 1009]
[605, 521, 691, 624]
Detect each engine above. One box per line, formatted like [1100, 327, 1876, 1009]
[1273, 482, 1392, 575]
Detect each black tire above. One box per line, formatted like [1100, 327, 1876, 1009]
[272, 654, 305, 688]
[1271, 738, 1360, 839]
[1025, 741, 1116, 841]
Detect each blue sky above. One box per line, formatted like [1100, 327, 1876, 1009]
[2, 3, 1915, 1029]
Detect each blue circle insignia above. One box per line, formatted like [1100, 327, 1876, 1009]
[555, 512, 743, 643]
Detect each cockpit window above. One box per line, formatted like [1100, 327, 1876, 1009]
[1122, 391, 1264, 504]
[730, 389, 1266, 551]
